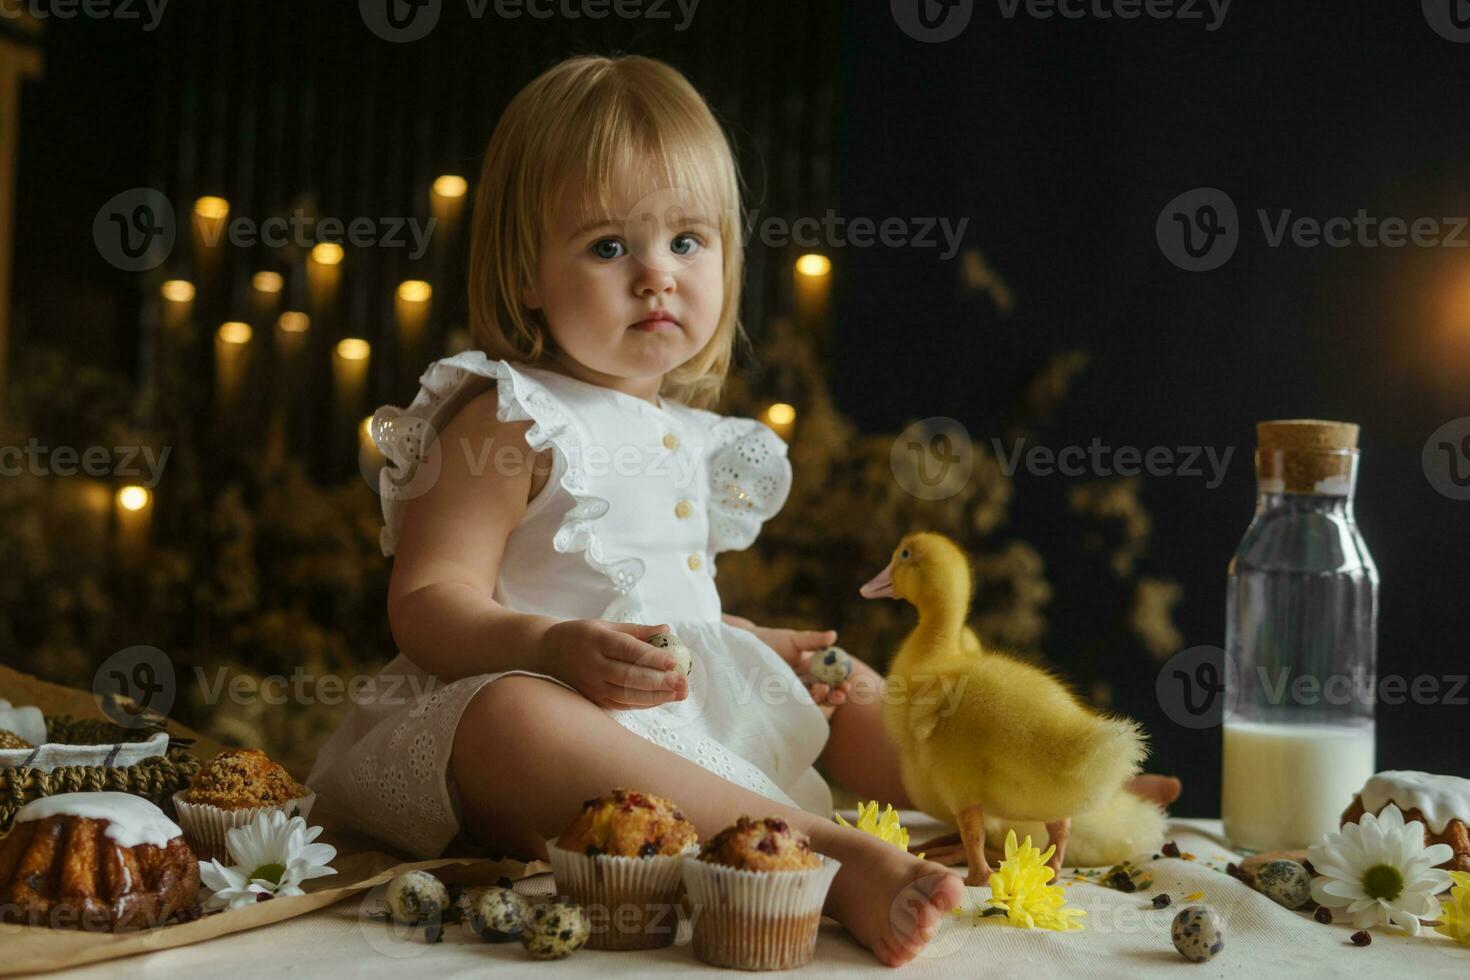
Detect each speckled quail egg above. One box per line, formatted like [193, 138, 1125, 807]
[521, 901, 590, 960]
[1171, 905, 1225, 963]
[810, 645, 853, 686]
[1254, 859, 1312, 910]
[648, 631, 694, 677]
[385, 870, 449, 924]
[460, 885, 531, 942]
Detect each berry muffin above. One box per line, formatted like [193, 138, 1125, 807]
[546, 788, 699, 950]
[697, 816, 822, 872]
[173, 749, 315, 862]
[682, 815, 841, 971]
[558, 787, 697, 858]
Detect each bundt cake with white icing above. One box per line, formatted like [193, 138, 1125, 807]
[0, 792, 201, 931]
[1340, 770, 1470, 873]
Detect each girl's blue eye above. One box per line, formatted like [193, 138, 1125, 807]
[591, 238, 626, 259]
[670, 233, 701, 257]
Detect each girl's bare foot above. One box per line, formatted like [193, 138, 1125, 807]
[818, 826, 967, 967]
[1125, 773, 1182, 807]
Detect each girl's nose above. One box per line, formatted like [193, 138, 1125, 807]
[634, 265, 677, 296]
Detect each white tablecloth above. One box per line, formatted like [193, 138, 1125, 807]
[43, 815, 1470, 978]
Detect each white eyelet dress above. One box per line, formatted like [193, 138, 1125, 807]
[305, 352, 833, 859]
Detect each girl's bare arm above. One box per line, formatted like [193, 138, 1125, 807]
[384, 387, 686, 710]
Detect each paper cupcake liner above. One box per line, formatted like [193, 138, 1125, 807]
[171, 788, 316, 864]
[546, 838, 697, 950]
[681, 853, 841, 971]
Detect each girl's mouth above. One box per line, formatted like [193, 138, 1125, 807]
[630, 312, 680, 332]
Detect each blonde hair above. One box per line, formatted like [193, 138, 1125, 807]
[468, 55, 746, 409]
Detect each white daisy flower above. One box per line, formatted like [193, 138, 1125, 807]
[1306, 803, 1453, 936]
[199, 811, 338, 912]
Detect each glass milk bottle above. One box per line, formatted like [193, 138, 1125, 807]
[1221, 419, 1378, 851]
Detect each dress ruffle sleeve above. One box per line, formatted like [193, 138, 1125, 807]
[703, 416, 792, 571]
[370, 352, 646, 598]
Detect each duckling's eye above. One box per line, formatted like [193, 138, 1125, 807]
[899, 548, 911, 560]
[590, 238, 626, 260]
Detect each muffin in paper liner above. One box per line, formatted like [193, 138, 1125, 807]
[681, 853, 841, 970]
[171, 788, 316, 864]
[546, 837, 697, 950]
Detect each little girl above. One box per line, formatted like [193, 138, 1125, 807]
[308, 55, 1174, 965]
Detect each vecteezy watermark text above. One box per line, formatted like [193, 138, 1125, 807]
[1, 439, 170, 487]
[744, 210, 969, 261]
[1159, 186, 1470, 272]
[360, 0, 700, 43]
[992, 437, 1234, 488]
[0, 0, 168, 30]
[891, 0, 1229, 43]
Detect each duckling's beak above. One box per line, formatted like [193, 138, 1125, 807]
[859, 561, 896, 599]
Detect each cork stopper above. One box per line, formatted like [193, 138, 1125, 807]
[1255, 419, 1360, 494]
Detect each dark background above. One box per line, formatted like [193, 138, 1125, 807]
[10, 1, 1469, 816]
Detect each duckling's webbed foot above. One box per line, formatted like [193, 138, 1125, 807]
[910, 830, 1003, 870]
[1044, 818, 1071, 875]
[957, 805, 992, 886]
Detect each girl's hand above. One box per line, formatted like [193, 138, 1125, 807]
[537, 620, 688, 710]
[723, 615, 850, 710]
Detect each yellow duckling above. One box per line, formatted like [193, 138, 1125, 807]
[860, 531, 1165, 884]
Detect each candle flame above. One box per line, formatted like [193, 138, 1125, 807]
[278, 311, 310, 333]
[117, 485, 150, 512]
[252, 271, 284, 294]
[795, 253, 831, 277]
[335, 338, 371, 361]
[311, 242, 345, 266]
[160, 279, 195, 303]
[432, 175, 468, 199]
[766, 402, 797, 426]
[218, 322, 252, 345]
[397, 280, 432, 303]
[193, 196, 229, 220]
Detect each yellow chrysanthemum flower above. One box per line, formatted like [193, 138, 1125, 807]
[835, 801, 922, 858]
[1437, 870, 1470, 945]
[980, 829, 1086, 932]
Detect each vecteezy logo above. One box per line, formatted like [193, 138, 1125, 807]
[92, 645, 177, 728]
[1156, 187, 1238, 271]
[1423, 0, 1470, 42]
[1423, 417, 1470, 500]
[891, 0, 973, 42]
[1156, 645, 1239, 730]
[891, 418, 973, 500]
[92, 188, 175, 272]
[360, 0, 441, 42]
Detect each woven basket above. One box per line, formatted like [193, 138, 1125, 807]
[0, 714, 200, 836]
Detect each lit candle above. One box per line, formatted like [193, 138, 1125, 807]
[333, 337, 371, 430]
[159, 279, 194, 331]
[762, 402, 797, 442]
[192, 196, 230, 270]
[308, 242, 344, 316]
[114, 484, 152, 565]
[395, 279, 432, 351]
[214, 321, 252, 408]
[794, 253, 831, 336]
[430, 175, 468, 253]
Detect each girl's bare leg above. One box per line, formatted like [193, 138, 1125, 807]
[815, 658, 913, 808]
[451, 675, 966, 967]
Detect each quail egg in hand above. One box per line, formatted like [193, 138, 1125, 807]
[648, 631, 694, 677]
[810, 645, 854, 687]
